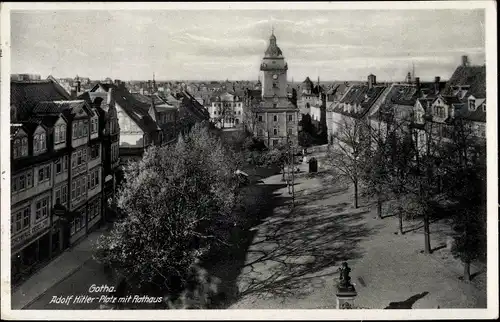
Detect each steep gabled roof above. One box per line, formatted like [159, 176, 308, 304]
[333, 84, 387, 118]
[442, 65, 486, 99]
[11, 79, 71, 120]
[32, 100, 90, 116]
[91, 83, 160, 134]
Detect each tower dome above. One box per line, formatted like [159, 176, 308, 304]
[265, 30, 283, 58]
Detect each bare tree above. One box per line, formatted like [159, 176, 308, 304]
[327, 116, 370, 209]
[214, 101, 235, 129]
[243, 97, 260, 134]
[440, 117, 486, 280]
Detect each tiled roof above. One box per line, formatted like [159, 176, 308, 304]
[441, 95, 461, 105]
[456, 102, 486, 123]
[417, 98, 434, 111]
[91, 83, 160, 134]
[10, 121, 39, 140]
[32, 100, 89, 115]
[178, 91, 210, 121]
[333, 84, 387, 118]
[442, 65, 486, 98]
[26, 114, 61, 129]
[11, 79, 71, 120]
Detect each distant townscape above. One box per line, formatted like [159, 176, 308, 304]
[9, 27, 487, 312]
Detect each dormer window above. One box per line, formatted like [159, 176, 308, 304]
[13, 136, 29, 159]
[34, 133, 46, 154]
[91, 117, 98, 134]
[54, 124, 66, 144]
[469, 99, 476, 111]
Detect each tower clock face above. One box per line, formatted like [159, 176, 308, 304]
[273, 74, 278, 80]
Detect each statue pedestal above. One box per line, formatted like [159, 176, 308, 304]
[336, 285, 357, 309]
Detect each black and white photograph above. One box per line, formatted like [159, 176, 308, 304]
[0, 1, 497, 320]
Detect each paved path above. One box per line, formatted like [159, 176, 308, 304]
[225, 155, 486, 309]
[12, 227, 108, 310]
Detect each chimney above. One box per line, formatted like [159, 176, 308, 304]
[434, 76, 441, 95]
[70, 86, 77, 99]
[414, 77, 420, 91]
[462, 55, 469, 67]
[107, 88, 114, 106]
[407, 72, 412, 84]
[75, 78, 81, 93]
[368, 74, 376, 89]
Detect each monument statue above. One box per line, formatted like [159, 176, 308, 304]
[338, 262, 354, 290]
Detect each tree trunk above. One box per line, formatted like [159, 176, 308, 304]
[464, 260, 471, 281]
[377, 194, 383, 219]
[398, 208, 404, 235]
[424, 212, 431, 254]
[281, 164, 285, 181]
[354, 180, 359, 209]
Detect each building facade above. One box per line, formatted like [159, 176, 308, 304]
[10, 78, 110, 285]
[254, 31, 300, 147]
[208, 91, 244, 129]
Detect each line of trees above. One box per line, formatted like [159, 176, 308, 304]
[94, 122, 302, 308]
[95, 123, 242, 308]
[327, 112, 486, 281]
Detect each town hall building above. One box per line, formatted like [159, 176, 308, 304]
[253, 30, 300, 148]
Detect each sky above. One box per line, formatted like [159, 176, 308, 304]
[10, 9, 485, 82]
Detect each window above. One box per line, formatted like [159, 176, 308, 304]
[469, 99, 476, 111]
[61, 185, 68, 204]
[26, 172, 32, 187]
[272, 139, 279, 146]
[288, 114, 293, 122]
[90, 145, 100, 159]
[38, 164, 51, 182]
[19, 175, 25, 190]
[35, 197, 49, 221]
[273, 103, 277, 108]
[60, 124, 66, 142]
[34, 134, 45, 153]
[91, 118, 98, 134]
[40, 133, 46, 151]
[12, 177, 17, 192]
[21, 137, 28, 156]
[55, 159, 62, 174]
[63, 155, 68, 171]
[288, 128, 293, 135]
[273, 115, 278, 122]
[258, 115, 263, 122]
[12, 207, 30, 234]
[482, 104, 486, 112]
[273, 128, 278, 135]
[72, 181, 76, 199]
[83, 146, 87, 162]
[73, 122, 78, 138]
[13, 139, 21, 159]
[88, 199, 100, 222]
[12, 171, 33, 193]
[78, 150, 82, 165]
[55, 188, 61, 204]
[55, 126, 60, 143]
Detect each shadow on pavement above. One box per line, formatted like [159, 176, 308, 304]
[200, 170, 377, 309]
[384, 291, 429, 309]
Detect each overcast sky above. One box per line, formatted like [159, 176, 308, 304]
[10, 9, 485, 82]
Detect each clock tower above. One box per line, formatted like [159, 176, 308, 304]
[254, 30, 299, 148]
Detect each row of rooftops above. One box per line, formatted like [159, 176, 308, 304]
[10, 77, 210, 144]
[327, 61, 486, 124]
